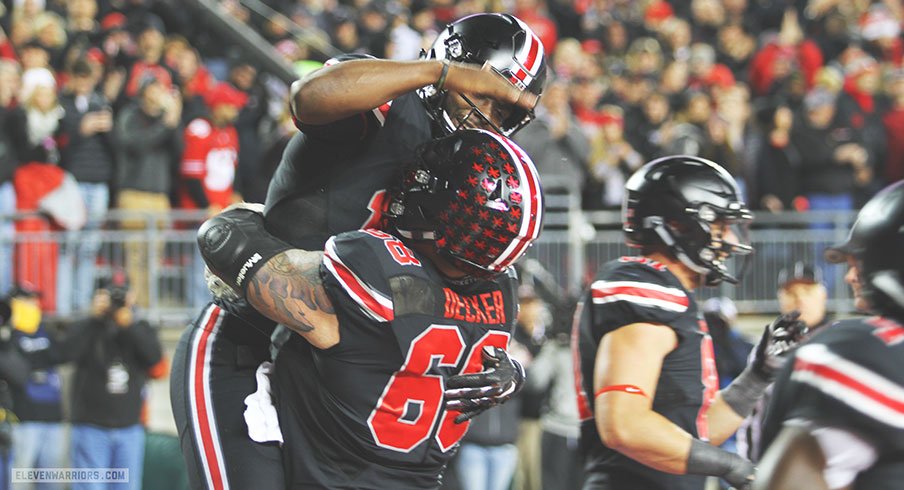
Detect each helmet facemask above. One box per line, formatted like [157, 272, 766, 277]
[650, 203, 753, 286]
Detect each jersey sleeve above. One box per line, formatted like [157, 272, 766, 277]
[780, 320, 904, 452]
[321, 230, 401, 323]
[588, 262, 690, 337]
[181, 119, 211, 177]
[291, 55, 391, 143]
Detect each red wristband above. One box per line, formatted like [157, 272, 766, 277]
[594, 384, 648, 399]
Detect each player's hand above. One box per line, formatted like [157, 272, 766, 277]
[445, 62, 539, 112]
[752, 311, 808, 381]
[444, 346, 525, 424]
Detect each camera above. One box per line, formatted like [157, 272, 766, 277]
[97, 271, 130, 312]
[108, 286, 128, 310]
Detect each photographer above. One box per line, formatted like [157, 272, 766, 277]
[65, 273, 162, 490]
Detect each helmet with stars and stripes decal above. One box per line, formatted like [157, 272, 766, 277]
[389, 128, 544, 278]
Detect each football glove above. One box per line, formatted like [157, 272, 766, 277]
[751, 310, 808, 381]
[444, 346, 525, 424]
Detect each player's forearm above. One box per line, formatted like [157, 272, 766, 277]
[292, 59, 442, 125]
[246, 250, 340, 349]
[597, 404, 694, 474]
[705, 393, 746, 446]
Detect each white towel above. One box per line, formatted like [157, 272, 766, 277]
[243, 361, 284, 444]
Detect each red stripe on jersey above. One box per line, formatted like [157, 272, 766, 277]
[591, 285, 689, 308]
[571, 305, 594, 421]
[795, 357, 904, 415]
[192, 306, 228, 490]
[324, 247, 394, 322]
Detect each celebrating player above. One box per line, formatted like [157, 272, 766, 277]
[170, 13, 547, 489]
[199, 129, 544, 487]
[572, 156, 807, 490]
[756, 180, 904, 490]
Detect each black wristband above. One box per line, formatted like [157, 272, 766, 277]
[435, 59, 451, 92]
[197, 209, 293, 296]
[686, 439, 755, 488]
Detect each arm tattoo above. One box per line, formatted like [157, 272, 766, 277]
[246, 250, 336, 336]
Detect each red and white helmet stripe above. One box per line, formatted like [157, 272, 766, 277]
[485, 130, 544, 271]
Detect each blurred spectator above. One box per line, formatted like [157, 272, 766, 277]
[18, 40, 52, 72]
[836, 53, 887, 200]
[626, 91, 672, 159]
[792, 87, 869, 212]
[701, 296, 752, 457]
[63, 0, 102, 49]
[736, 262, 831, 462]
[582, 105, 643, 210]
[775, 263, 831, 331]
[748, 9, 823, 97]
[690, 0, 725, 43]
[883, 69, 904, 183]
[113, 73, 182, 307]
[13, 141, 87, 313]
[525, 330, 582, 490]
[715, 23, 756, 80]
[120, 14, 173, 104]
[169, 44, 211, 123]
[514, 78, 589, 185]
[0, 298, 27, 490]
[226, 60, 269, 205]
[658, 17, 691, 62]
[859, 3, 903, 65]
[687, 42, 735, 92]
[511, 285, 549, 490]
[19, 66, 62, 154]
[179, 82, 245, 308]
[30, 12, 67, 68]
[65, 273, 162, 490]
[663, 90, 712, 156]
[8, 284, 68, 488]
[55, 58, 114, 315]
[0, 60, 26, 296]
[702, 297, 752, 388]
[754, 102, 801, 212]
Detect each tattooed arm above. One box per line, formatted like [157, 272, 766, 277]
[245, 250, 340, 349]
[197, 204, 340, 349]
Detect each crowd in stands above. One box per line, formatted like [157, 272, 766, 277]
[0, 0, 902, 315]
[0, 1, 899, 488]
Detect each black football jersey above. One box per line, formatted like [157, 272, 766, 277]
[573, 257, 718, 490]
[271, 229, 518, 489]
[264, 92, 433, 250]
[760, 316, 904, 490]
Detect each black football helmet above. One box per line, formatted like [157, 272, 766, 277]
[825, 181, 904, 318]
[623, 155, 753, 285]
[390, 128, 544, 277]
[418, 13, 547, 137]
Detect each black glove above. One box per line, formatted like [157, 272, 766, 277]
[751, 310, 808, 381]
[444, 346, 525, 424]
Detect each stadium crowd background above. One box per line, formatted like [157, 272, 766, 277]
[0, 0, 902, 488]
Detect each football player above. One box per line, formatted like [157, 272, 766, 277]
[756, 180, 904, 490]
[169, 13, 547, 489]
[198, 129, 544, 488]
[572, 156, 807, 490]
